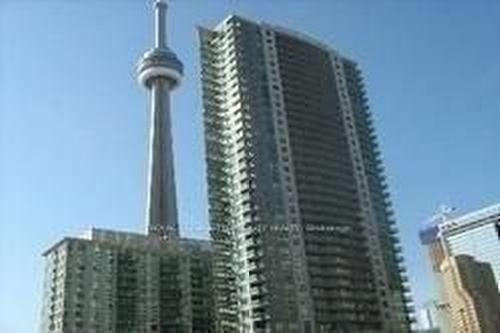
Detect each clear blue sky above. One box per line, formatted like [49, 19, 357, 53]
[1, 0, 499, 331]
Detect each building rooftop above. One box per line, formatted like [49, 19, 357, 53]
[440, 202, 500, 232]
[204, 14, 348, 61]
[42, 227, 211, 256]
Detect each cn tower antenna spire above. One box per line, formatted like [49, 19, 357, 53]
[154, 0, 167, 48]
[137, 0, 183, 240]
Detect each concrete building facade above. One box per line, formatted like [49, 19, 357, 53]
[440, 255, 500, 333]
[40, 229, 213, 333]
[200, 15, 412, 333]
[419, 226, 451, 333]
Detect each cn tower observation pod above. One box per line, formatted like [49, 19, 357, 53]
[137, 0, 184, 89]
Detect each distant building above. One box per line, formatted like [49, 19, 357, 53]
[415, 300, 441, 332]
[414, 328, 440, 333]
[39, 2, 214, 332]
[420, 203, 500, 333]
[440, 255, 500, 333]
[40, 229, 213, 333]
[440, 203, 500, 290]
[200, 14, 412, 332]
[419, 226, 451, 333]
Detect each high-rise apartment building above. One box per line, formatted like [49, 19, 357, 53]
[200, 15, 412, 332]
[39, 2, 214, 332]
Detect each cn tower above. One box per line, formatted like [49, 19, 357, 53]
[137, 0, 183, 240]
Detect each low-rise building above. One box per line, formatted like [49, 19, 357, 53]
[40, 228, 213, 333]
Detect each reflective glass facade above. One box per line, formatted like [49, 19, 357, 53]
[441, 204, 500, 291]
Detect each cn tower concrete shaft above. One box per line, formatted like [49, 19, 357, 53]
[137, 0, 184, 240]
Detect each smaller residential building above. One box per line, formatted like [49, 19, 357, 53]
[440, 254, 500, 333]
[39, 228, 213, 333]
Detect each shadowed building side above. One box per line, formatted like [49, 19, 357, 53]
[440, 255, 500, 333]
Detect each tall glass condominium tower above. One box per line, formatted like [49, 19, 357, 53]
[199, 16, 412, 333]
